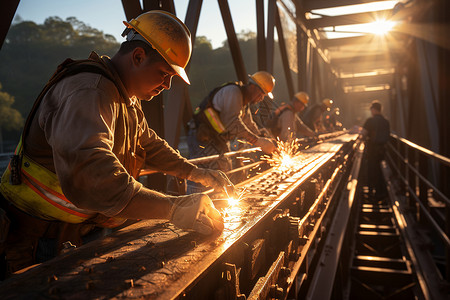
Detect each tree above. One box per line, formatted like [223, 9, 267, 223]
[0, 16, 120, 142]
[0, 83, 23, 152]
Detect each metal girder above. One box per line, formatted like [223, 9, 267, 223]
[332, 54, 392, 66]
[337, 63, 393, 75]
[0, 0, 20, 50]
[321, 34, 378, 48]
[121, 0, 142, 20]
[344, 89, 390, 99]
[309, 9, 393, 29]
[275, 5, 294, 99]
[218, 0, 247, 83]
[303, 0, 393, 12]
[163, 0, 202, 148]
[266, 0, 276, 73]
[256, 0, 267, 71]
[339, 73, 394, 86]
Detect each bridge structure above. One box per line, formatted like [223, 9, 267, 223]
[0, 0, 449, 299]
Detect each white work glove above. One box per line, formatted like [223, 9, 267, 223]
[255, 137, 277, 154]
[169, 193, 224, 235]
[189, 168, 237, 198]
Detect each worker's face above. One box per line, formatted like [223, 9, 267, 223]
[249, 84, 266, 104]
[293, 101, 305, 112]
[130, 47, 177, 100]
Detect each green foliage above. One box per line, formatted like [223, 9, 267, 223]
[0, 16, 120, 133]
[0, 83, 23, 131]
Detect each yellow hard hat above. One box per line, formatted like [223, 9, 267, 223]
[294, 92, 309, 105]
[322, 98, 333, 108]
[123, 10, 192, 84]
[249, 71, 275, 99]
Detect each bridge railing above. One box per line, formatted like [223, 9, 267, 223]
[386, 133, 450, 278]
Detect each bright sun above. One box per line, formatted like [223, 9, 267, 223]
[365, 19, 396, 35]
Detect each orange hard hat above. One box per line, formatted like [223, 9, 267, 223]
[123, 10, 192, 84]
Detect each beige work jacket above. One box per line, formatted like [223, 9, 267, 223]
[24, 52, 195, 217]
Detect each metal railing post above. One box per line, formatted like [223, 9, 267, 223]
[418, 152, 429, 225]
[408, 146, 418, 220]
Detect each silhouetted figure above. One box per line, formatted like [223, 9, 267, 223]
[362, 100, 390, 199]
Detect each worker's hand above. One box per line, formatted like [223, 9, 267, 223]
[189, 168, 237, 198]
[255, 137, 277, 154]
[169, 193, 224, 235]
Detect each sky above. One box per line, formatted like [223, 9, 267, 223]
[13, 0, 264, 49]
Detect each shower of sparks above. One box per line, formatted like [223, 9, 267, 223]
[262, 138, 300, 170]
[225, 187, 246, 207]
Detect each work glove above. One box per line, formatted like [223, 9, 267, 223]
[189, 168, 237, 198]
[255, 137, 277, 154]
[169, 193, 224, 235]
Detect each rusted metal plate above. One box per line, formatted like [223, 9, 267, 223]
[0, 134, 357, 299]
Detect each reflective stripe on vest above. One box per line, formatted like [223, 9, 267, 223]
[204, 107, 225, 133]
[1, 154, 94, 223]
[0, 154, 126, 227]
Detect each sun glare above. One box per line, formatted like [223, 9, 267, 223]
[367, 19, 396, 35]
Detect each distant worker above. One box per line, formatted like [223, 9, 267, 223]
[324, 107, 343, 132]
[268, 92, 316, 141]
[187, 71, 277, 188]
[361, 100, 390, 199]
[0, 11, 236, 277]
[302, 98, 333, 133]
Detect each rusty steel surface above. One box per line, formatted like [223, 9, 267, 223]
[0, 134, 357, 299]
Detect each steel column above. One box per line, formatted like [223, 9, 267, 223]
[256, 0, 267, 71]
[121, 0, 143, 20]
[275, 5, 294, 99]
[164, 0, 203, 148]
[266, 0, 276, 74]
[217, 0, 247, 83]
[0, 0, 20, 50]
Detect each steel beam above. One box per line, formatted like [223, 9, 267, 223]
[275, 5, 294, 99]
[339, 73, 394, 86]
[309, 9, 393, 29]
[121, 0, 142, 20]
[218, 0, 247, 82]
[332, 54, 392, 66]
[266, 0, 276, 73]
[321, 35, 377, 48]
[256, 0, 267, 71]
[303, 0, 393, 12]
[164, 0, 203, 148]
[0, 0, 20, 50]
[415, 39, 440, 153]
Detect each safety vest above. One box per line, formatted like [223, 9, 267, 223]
[0, 56, 126, 228]
[193, 82, 244, 138]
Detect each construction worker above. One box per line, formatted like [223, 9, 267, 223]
[302, 98, 333, 133]
[268, 92, 316, 141]
[187, 71, 277, 192]
[361, 100, 390, 199]
[0, 11, 236, 277]
[324, 107, 343, 132]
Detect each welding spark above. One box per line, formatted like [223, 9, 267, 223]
[265, 138, 300, 170]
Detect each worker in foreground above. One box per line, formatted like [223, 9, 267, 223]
[186, 72, 277, 192]
[267, 91, 316, 141]
[0, 11, 235, 277]
[302, 98, 333, 133]
[361, 100, 390, 199]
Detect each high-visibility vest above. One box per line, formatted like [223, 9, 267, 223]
[193, 82, 244, 136]
[0, 56, 127, 228]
